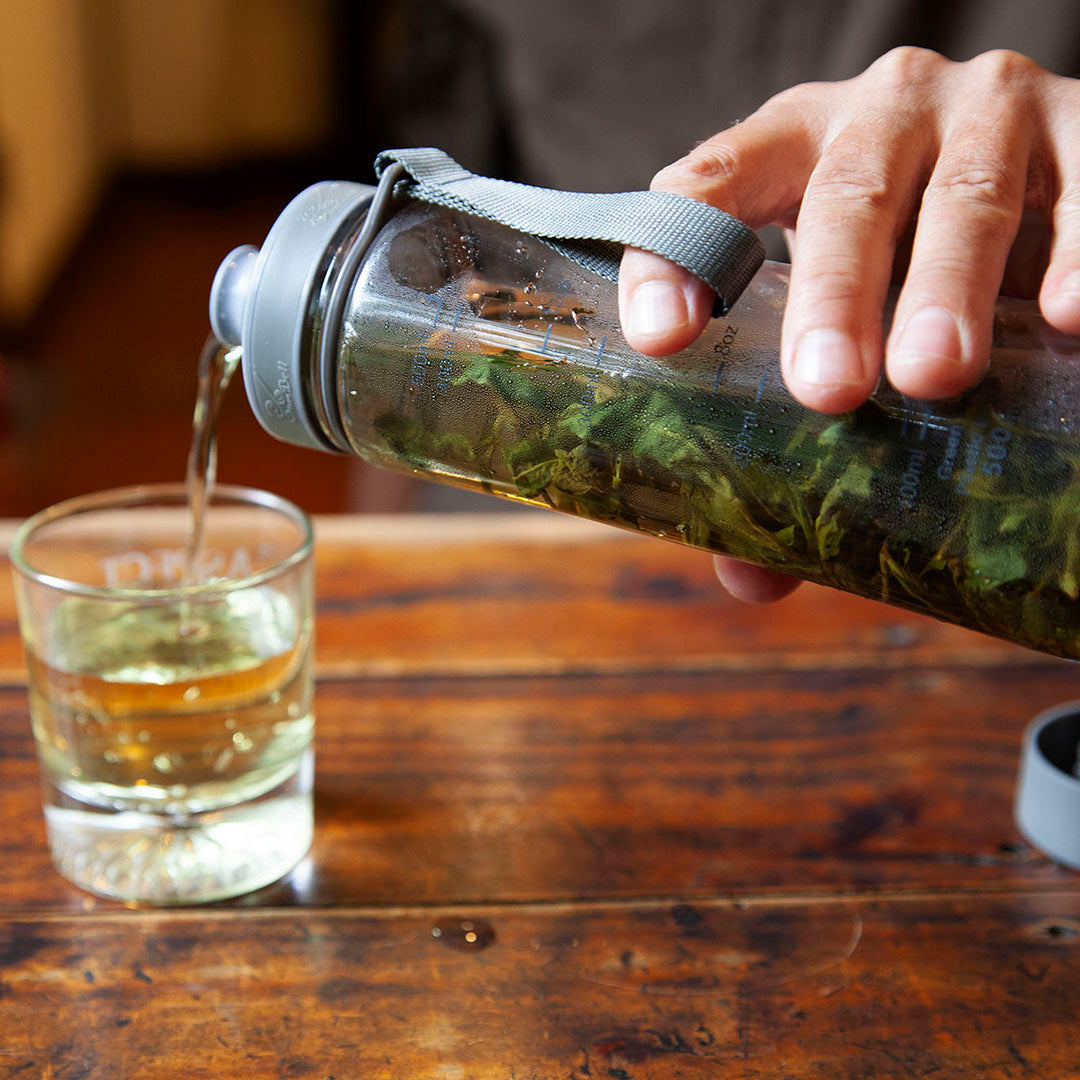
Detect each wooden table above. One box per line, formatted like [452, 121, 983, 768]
[1, 513, 1078, 1078]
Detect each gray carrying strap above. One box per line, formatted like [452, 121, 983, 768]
[374, 147, 764, 316]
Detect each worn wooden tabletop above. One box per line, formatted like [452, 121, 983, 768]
[1, 512, 1078, 1078]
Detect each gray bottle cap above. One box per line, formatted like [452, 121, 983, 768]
[1014, 700, 1080, 870]
[209, 181, 375, 452]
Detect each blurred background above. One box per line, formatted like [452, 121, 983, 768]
[2, 0, 1078, 518]
[0, 0, 516, 517]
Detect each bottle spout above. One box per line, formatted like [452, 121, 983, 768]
[209, 244, 259, 347]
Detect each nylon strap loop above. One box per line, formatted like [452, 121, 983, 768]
[374, 147, 764, 315]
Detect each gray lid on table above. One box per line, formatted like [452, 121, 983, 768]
[1015, 699, 1080, 871]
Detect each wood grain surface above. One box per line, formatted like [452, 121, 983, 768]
[0, 514, 1077, 1077]
[1, 894, 1078, 1078]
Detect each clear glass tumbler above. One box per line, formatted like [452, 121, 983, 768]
[10, 483, 315, 904]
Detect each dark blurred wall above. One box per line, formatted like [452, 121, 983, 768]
[342, 0, 1080, 193]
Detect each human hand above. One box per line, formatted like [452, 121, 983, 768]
[617, 47, 1080, 602]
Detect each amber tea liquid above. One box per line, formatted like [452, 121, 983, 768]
[22, 343, 314, 903]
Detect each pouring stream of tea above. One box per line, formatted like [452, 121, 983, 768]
[184, 337, 243, 588]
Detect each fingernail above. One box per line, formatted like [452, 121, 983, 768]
[1059, 270, 1080, 299]
[793, 328, 864, 388]
[626, 280, 689, 339]
[893, 307, 963, 369]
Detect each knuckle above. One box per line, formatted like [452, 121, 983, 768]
[969, 48, 1041, 87]
[928, 160, 1022, 213]
[762, 81, 821, 113]
[870, 45, 946, 87]
[911, 251, 981, 288]
[794, 259, 866, 304]
[653, 140, 742, 195]
[806, 167, 895, 220]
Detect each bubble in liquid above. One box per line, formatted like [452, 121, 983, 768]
[103, 750, 122, 764]
[183, 686, 201, 702]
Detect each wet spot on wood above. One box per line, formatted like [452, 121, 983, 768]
[671, 904, 702, 931]
[1045, 923, 1078, 941]
[432, 917, 496, 951]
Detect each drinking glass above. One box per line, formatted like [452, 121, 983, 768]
[10, 483, 315, 904]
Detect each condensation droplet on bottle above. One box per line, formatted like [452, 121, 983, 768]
[515, 243, 528, 257]
[523, 283, 537, 296]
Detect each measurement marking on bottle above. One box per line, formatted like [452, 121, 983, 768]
[579, 336, 608, 425]
[711, 362, 726, 393]
[733, 409, 759, 465]
[755, 371, 768, 404]
[937, 423, 964, 481]
[955, 419, 988, 495]
[436, 302, 465, 394]
[430, 297, 444, 329]
[898, 447, 926, 511]
[540, 322, 554, 355]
